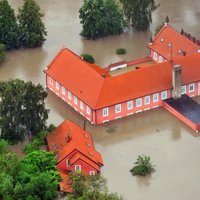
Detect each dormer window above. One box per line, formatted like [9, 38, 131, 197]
[178, 50, 182, 54]
[168, 43, 172, 47]
[160, 38, 164, 42]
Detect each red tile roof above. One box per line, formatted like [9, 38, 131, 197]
[148, 24, 200, 60]
[45, 48, 200, 110]
[47, 120, 103, 167]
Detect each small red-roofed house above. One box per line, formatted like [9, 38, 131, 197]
[46, 120, 103, 192]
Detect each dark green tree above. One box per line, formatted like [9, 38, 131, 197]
[120, 0, 159, 31]
[0, 139, 9, 154]
[0, 0, 19, 49]
[79, 0, 126, 39]
[18, 0, 47, 48]
[81, 53, 95, 64]
[0, 43, 6, 63]
[0, 79, 49, 143]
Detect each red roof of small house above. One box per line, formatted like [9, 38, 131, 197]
[148, 24, 200, 60]
[45, 48, 200, 110]
[47, 120, 103, 168]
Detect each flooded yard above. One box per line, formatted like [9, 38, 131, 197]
[4, 0, 200, 199]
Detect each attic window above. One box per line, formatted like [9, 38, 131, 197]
[55, 154, 59, 159]
[52, 143, 57, 149]
[178, 50, 182, 54]
[160, 38, 164, 42]
[88, 152, 93, 156]
[84, 134, 89, 138]
[86, 143, 91, 147]
[168, 43, 172, 47]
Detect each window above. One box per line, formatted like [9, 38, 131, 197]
[68, 91, 72, 100]
[75, 165, 81, 172]
[90, 171, 95, 175]
[115, 104, 121, 113]
[103, 107, 109, 116]
[127, 100, 133, 110]
[161, 91, 167, 100]
[136, 98, 142, 107]
[159, 56, 163, 63]
[50, 77, 53, 85]
[144, 96, 150, 105]
[181, 85, 186, 94]
[80, 101, 84, 110]
[86, 106, 91, 115]
[66, 159, 70, 167]
[153, 52, 157, 60]
[153, 93, 159, 102]
[189, 83, 195, 92]
[61, 86, 65, 94]
[56, 81, 59, 90]
[74, 96, 78, 105]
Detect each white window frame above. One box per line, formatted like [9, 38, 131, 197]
[66, 159, 70, 167]
[56, 81, 59, 90]
[189, 83, 195, 92]
[153, 52, 158, 60]
[136, 98, 142, 107]
[86, 106, 91, 115]
[50, 77, 53, 85]
[90, 171, 95, 175]
[61, 86, 65, 95]
[161, 91, 167, 100]
[103, 107, 109, 117]
[159, 56, 163, 63]
[74, 96, 78, 105]
[181, 85, 186, 94]
[68, 91, 72, 100]
[127, 100, 133, 110]
[144, 96, 150, 105]
[153, 93, 159, 102]
[115, 104, 121, 113]
[80, 101, 84, 110]
[75, 165, 81, 172]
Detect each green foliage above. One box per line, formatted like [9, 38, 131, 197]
[130, 155, 155, 176]
[120, 0, 159, 31]
[0, 79, 49, 143]
[81, 53, 95, 64]
[18, 0, 47, 48]
[154, 22, 164, 36]
[0, 43, 6, 63]
[0, 0, 19, 49]
[79, 0, 126, 39]
[0, 139, 9, 154]
[116, 48, 126, 55]
[69, 172, 124, 200]
[47, 124, 56, 132]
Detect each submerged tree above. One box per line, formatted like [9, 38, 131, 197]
[0, 79, 49, 143]
[0, 0, 19, 49]
[120, 0, 159, 31]
[0, 44, 6, 64]
[79, 0, 126, 39]
[18, 0, 47, 48]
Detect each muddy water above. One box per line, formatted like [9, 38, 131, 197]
[4, 1, 200, 199]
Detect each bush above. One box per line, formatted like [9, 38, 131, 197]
[47, 124, 56, 132]
[130, 155, 155, 176]
[116, 48, 126, 55]
[0, 139, 9, 154]
[81, 54, 95, 64]
[154, 22, 164, 36]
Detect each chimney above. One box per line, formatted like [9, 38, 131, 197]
[65, 130, 71, 143]
[172, 64, 182, 99]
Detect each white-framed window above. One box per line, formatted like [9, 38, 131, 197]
[80, 101, 84, 110]
[189, 83, 195, 92]
[56, 81, 59, 90]
[161, 91, 167, 100]
[144, 96, 150, 105]
[62, 86, 65, 94]
[50, 77, 53, 85]
[68, 91, 72, 100]
[136, 98, 142, 107]
[115, 104, 121, 113]
[86, 106, 91, 115]
[159, 56, 163, 63]
[90, 171, 95, 175]
[153, 93, 159, 102]
[74, 96, 78, 105]
[103, 107, 109, 117]
[66, 159, 70, 167]
[181, 85, 186, 94]
[153, 52, 158, 60]
[75, 165, 81, 172]
[127, 100, 133, 110]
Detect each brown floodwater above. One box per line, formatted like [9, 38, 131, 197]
[4, 0, 200, 199]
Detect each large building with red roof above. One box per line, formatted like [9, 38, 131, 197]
[44, 23, 200, 125]
[47, 120, 103, 192]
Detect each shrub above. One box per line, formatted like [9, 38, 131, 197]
[0, 43, 6, 64]
[47, 124, 56, 132]
[116, 48, 126, 55]
[81, 54, 95, 64]
[154, 22, 164, 36]
[130, 155, 155, 176]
